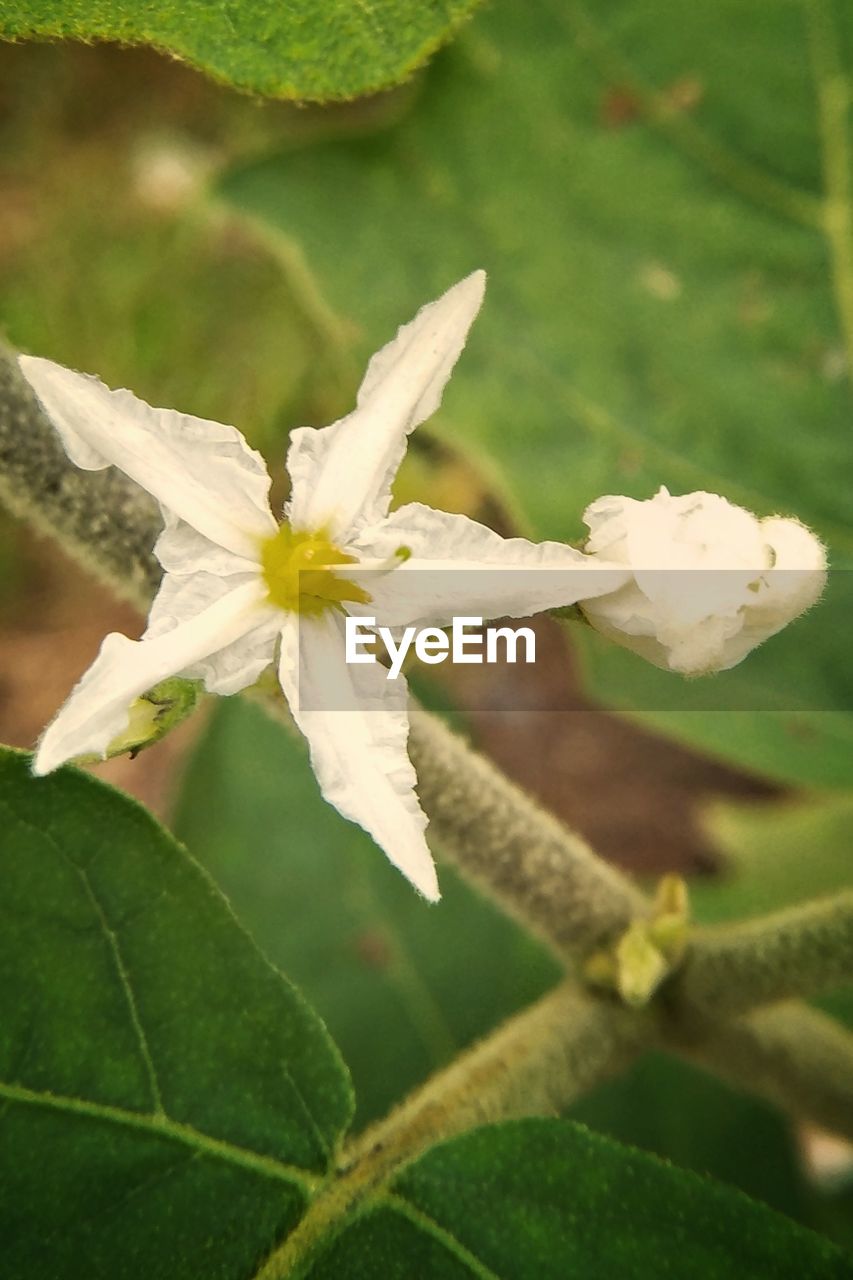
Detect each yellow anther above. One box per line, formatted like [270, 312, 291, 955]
[260, 524, 372, 616]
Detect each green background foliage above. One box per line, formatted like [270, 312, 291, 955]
[4, 1, 853, 787]
[218, 0, 853, 787]
[0, 0, 482, 100]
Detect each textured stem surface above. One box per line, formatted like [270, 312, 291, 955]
[408, 702, 645, 960]
[0, 346, 162, 606]
[673, 1002, 853, 1145]
[674, 891, 853, 1020]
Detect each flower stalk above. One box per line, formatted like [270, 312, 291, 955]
[671, 890, 853, 1021]
[0, 345, 162, 606]
[673, 1002, 853, 1145]
[407, 702, 646, 959]
[254, 982, 650, 1280]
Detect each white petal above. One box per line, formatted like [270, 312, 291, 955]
[34, 578, 273, 774]
[286, 271, 486, 541]
[145, 565, 281, 695]
[18, 355, 276, 559]
[580, 489, 828, 674]
[709, 516, 828, 671]
[278, 613, 438, 901]
[346, 503, 628, 629]
[153, 512, 262, 579]
[754, 516, 828, 621]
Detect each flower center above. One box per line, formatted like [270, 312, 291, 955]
[260, 524, 372, 616]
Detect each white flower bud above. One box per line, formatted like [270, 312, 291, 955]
[579, 487, 827, 675]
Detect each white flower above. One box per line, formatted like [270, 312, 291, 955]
[19, 271, 626, 901]
[579, 486, 827, 675]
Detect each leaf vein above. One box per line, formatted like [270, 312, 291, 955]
[0, 787, 337, 1177]
[77, 859, 165, 1114]
[1, 797, 165, 1115]
[380, 1192, 503, 1280]
[0, 1080, 317, 1193]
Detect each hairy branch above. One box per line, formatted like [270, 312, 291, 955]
[673, 890, 853, 1020]
[0, 345, 162, 606]
[408, 703, 645, 960]
[674, 1001, 853, 1145]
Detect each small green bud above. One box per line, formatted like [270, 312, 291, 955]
[649, 874, 690, 963]
[104, 677, 202, 760]
[549, 603, 584, 623]
[653, 873, 689, 920]
[616, 921, 670, 1007]
[649, 912, 689, 964]
[584, 876, 691, 1007]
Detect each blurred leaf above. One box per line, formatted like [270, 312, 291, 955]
[815, 1184, 853, 1256]
[5, 208, 311, 456]
[0, 746, 352, 1278]
[570, 572, 853, 789]
[570, 1053, 815, 1227]
[695, 792, 853, 925]
[220, 0, 853, 786]
[173, 698, 560, 1128]
[0, 44, 322, 457]
[307, 1120, 851, 1278]
[0, 0, 481, 101]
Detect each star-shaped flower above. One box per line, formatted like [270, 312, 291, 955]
[19, 272, 625, 900]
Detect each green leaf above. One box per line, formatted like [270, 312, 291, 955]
[0, 746, 352, 1279]
[220, 0, 853, 786]
[695, 792, 853, 925]
[0, 0, 482, 101]
[570, 1053, 816, 1228]
[305, 1120, 852, 1277]
[173, 699, 559, 1128]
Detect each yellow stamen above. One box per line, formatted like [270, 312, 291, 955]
[260, 524, 372, 616]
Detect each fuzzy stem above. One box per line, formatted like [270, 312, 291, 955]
[254, 983, 649, 1280]
[0, 346, 162, 606]
[407, 702, 646, 960]
[673, 1002, 853, 1145]
[673, 891, 853, 1021]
